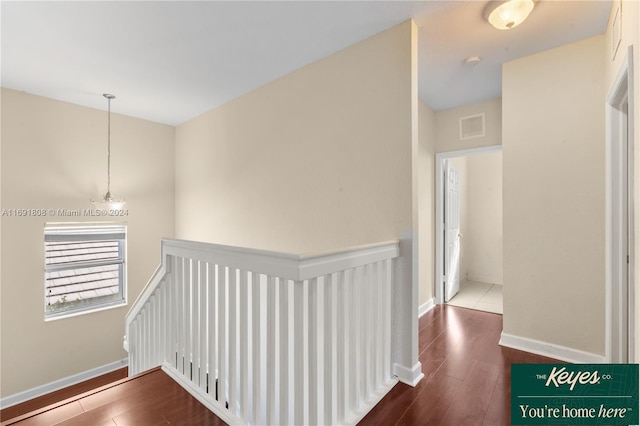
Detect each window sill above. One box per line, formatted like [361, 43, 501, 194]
[44, 300, 127, 322]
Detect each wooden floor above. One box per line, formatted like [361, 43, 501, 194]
[361, 304, 561, 426]
[1, 367, 225, 426]
[2, 305, 559, 426]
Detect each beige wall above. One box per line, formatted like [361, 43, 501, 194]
[604, 0, 640, 362]
[502, 35, 605, 356]
[175, 22, 414, 255]
[0, 89, 175, 397]
[465, 152, 503, 285]
[418, 100, 436, 307]
[175, 21, 420, 372]
[435, 97, 502, 153]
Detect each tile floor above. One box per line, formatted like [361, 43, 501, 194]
[447, 279, 503, 314]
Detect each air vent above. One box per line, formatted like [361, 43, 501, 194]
[459, 113, 486, 140]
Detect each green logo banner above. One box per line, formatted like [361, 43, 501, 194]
[511, 364, 639, 424]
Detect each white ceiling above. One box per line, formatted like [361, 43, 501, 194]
[1, 1, 611, 126]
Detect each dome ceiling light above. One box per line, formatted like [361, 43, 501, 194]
[484, 0, 536, 30]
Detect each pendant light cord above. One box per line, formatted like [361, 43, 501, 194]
[107, 96, 111, 197]
[103, 93, 115, 199]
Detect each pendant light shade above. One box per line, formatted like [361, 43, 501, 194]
[484, 0, 535, 30]
[92, 93, 126, 210]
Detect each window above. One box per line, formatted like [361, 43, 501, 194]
[44, 224, 126, 319]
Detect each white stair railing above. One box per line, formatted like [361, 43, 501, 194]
[125, 238, 399, 425]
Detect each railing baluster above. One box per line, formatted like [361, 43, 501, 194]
[308, 277, 318, 426]
[228, 267, 238, 416]
[251, 271, 262, 426]
[336, 270, 346, 423]
[375, 261, 384, 385]
[173, 256, 181, 370]
[185, 259, 193, 379]
[207, 263, 217, 398]
[384, 259, 392, 379]
[279, 277, 290, 425]
[239, 269, 249, 422]
[140, 307, 146, 372]
[191, 260, 199, 384]
[217, 265, 227, 406]
[293, 280, 304, 426]
[266, 276, 276, 425]
[348, 268, 358, 413]
[176, 257, 185, 374]
[324, 273, 335, 425]
[158, 284, 164, 366]
[130, 318, 137, 374]
[165, 265, 172, 366]
[198, 261, 207, 390]
[363, 263, 372, 397]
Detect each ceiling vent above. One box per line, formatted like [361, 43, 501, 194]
[459, 113, 486, 140]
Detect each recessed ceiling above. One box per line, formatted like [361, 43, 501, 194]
[1, 1, 611, 126]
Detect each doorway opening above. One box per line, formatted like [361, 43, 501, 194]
[435, 145, 503, 314]
[606, 46, 635, 363]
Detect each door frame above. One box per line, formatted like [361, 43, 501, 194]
[435, 145, 502, 305]
[606, 46, 635, 363]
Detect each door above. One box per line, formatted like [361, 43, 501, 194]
[444, 160, 461, 302]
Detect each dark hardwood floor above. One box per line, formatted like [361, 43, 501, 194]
[0, 367, 225, 426]
[2, 305, 559, 426]
[360, 304, 561, 426]
[0, 368, 129, 422]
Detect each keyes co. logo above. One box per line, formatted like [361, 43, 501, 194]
[544, 366, 602, 390]
[511, 364, 639, 425]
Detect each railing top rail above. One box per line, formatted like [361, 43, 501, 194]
[298, 239, 400, 260]
[162, 238, 399, 261]
[162, 238, 399, 280]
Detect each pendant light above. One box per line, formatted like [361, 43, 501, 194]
[92, 93, 126, 210]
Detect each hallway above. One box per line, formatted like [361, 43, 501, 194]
[360, 304, 560, 425]
[448, 279, 503, 314]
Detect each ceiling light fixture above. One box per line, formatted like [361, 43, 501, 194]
[464, 56, 482, 67]
[92, 94, 126, 210]
[484, 0, 535, 30]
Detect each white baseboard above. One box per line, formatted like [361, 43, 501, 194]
[419, 298, 436, 318]
[345, 377, 398, 426]
[467, 274, 502, 285]
[393, 362, 424, 387]
[161, 363, 242, 426]
[0, 358, 128, 409]
[499, 332, 605, 364]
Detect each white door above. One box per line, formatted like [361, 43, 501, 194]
[444, 160, 461, 302]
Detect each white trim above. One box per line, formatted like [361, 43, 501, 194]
[393, 362, 424, 387]
[0, 358, 128, 409]
[345, 377, 399, 426]
[162, 238, 399, 281]
[499, 332, 605, 364]
[435, 145, 503, 305]
[605, 45, 635, 363]
[419, 298, 435, 318]
[161, 363, 244, 426]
